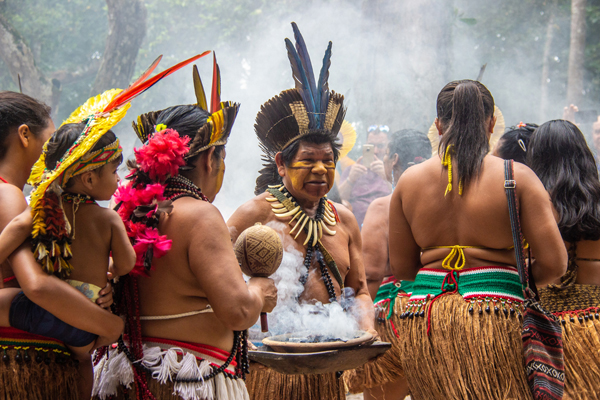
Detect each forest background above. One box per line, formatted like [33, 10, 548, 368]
[1, 0, 598, 216]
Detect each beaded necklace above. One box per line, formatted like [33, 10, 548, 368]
[164, 175, 209, 202]
[266, 184, 343, 302]
[0, 176, 7, 184]
[61, 192, 97, 239]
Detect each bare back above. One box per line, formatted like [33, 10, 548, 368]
[137, 198, 237, 351]
[64, 203, 113, 288]
[390, 154, 567, 284]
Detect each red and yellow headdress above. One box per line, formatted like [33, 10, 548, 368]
[132, 52, 239, 159]
[28, 52, 209, 276]
[119, 52, 238, 277]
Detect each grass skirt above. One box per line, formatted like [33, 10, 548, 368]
[398, 293, 531, 400]
[539, 284, 600, 400]
[343, 295, 408, 393]
[246, 368, 345, 400]
[0, 327, 78, 400]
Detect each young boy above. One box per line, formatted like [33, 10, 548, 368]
[0, 122, 135, 399]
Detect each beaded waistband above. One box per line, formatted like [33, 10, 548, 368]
[0, 326, 71, 362]
[409, 266, 524, 303]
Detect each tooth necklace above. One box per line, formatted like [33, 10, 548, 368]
[266, 184, 344, 295]
[266, 184, 337, 246]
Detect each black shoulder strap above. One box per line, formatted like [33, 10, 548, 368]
[504, 159, 536, 300]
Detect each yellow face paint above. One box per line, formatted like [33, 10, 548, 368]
[214, 156, 225, 195]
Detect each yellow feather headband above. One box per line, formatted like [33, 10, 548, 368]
[28, 89, 130, 210]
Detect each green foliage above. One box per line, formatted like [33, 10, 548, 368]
[0, 0, 108, 119]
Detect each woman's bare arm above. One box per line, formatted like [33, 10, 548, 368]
[0, 207, 32, 265]
[361, 197, 390, 299]
[108, 210, 135, 277]
[0, 186, 123, 341]
[188, 202, 277, 331]
[515, 164, 567, 285]
[389, 175, 422, 281]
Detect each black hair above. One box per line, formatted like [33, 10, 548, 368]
[437, 80, 495, 189]
[280, 132, 341, 166]
[45, 123, 119, 187]
[155, 104, 223, 164]
[495, 123, 537, 165]
[388, 129, 431, 172]
[0, 91, 52, 159]
[527, 120, 600, 242]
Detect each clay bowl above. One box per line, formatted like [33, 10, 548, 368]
[249, 340, 391, 375]
[262, 330, 375, 353]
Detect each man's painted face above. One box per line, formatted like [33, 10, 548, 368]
[367, 131, 389, 159]
[283, 141, 335, 200]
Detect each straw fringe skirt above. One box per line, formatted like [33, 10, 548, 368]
[0, 347, 79, 400]
[343, 296, 408, 393]
[246, 368, 345, 400]
[398, 293, 532, 400]
[0, 327, 79, 400]
[539, 284, 600, 400]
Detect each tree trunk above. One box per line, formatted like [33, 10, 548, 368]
[90, 0, 147, 95]
[540, 0, 558, 121]
[0, 14, 60, 112]
[567, 0, 587, 105]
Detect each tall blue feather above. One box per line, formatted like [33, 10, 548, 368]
[285, 38, 317, 127]
[291, 23, 318, 124]
[317, 41, 333, 129]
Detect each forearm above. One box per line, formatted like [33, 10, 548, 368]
[9, 245, 121, 337]
[354, 292, 375, 331]
[216, 285, 264, 331]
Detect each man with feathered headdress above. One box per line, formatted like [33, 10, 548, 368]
[228, 23, 375, 400]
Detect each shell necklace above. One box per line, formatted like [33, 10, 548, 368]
[266, 184, 344, 297]
[266, 184, 337, 246]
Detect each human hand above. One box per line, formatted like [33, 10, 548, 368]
[90, 316, 124, 352]
[249, 277, 278, 313]
[563, 104, 579, 124]
[370, 157, 386, 181]
[96, 272, 114, 309]
[348, 159, 368, 184]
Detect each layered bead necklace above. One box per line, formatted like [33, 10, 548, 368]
[164, 175, 209, 202]
[266, 184, 343, 302]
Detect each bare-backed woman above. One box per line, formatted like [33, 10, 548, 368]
[527, 120, 600, 400]
[388, 80, 567, 399]
[0, 91, 123, 399]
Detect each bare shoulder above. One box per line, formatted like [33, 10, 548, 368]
[0, 184, 26, 205]
[330, 201, 360, 235]
[367, 195, 391, 214]
[96, 206, 122, 224]
[364, 195, 391, 222]
[175, 198, 226, 227]
[396, 158, 437, 189]
[228, 192, 272, 225]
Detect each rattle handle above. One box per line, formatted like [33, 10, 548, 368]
[260, 312, 269, 332]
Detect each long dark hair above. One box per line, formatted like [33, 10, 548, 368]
[0, 91, 52, 159]
[495, 123, 537, 165]
[155, 105, 223, 164]
[437, 80, 494, 188]
[527, 120, 600, 242]
[388, 129, 431, 172]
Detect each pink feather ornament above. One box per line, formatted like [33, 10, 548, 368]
[134, 129, 190, 181]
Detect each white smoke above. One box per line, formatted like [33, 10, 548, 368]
[248, 221, 363, 343]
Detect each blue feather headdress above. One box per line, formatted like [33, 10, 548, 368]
[255, 22, 345, 194]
